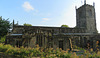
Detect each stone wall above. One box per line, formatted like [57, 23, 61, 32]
[76, 4, 97, 33]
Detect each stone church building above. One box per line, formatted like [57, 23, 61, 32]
[6, 2, 100, 50]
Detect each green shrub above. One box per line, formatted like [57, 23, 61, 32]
[0, 44, 12, 52]
[1, 43, 100, 58]
[0, 36, 6, 43]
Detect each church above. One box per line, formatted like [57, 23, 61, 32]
[6, 1, 100, 50]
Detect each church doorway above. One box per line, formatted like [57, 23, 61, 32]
[59, 40, 63, 50]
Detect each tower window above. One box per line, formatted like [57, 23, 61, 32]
[79, 12, 82, 17]
[88, 9, 92, 16]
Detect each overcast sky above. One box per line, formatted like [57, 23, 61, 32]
[0, 0, 100, 32]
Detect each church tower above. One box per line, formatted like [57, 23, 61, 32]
[76, 2, 97, 33]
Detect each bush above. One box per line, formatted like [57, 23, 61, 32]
[0, 43, 100, 58]
[0, 36, 6, 43]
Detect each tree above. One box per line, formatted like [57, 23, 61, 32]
[23, 23, 32, 26]
[61, 25, 69, 28]
[0, 16, 11, 37]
